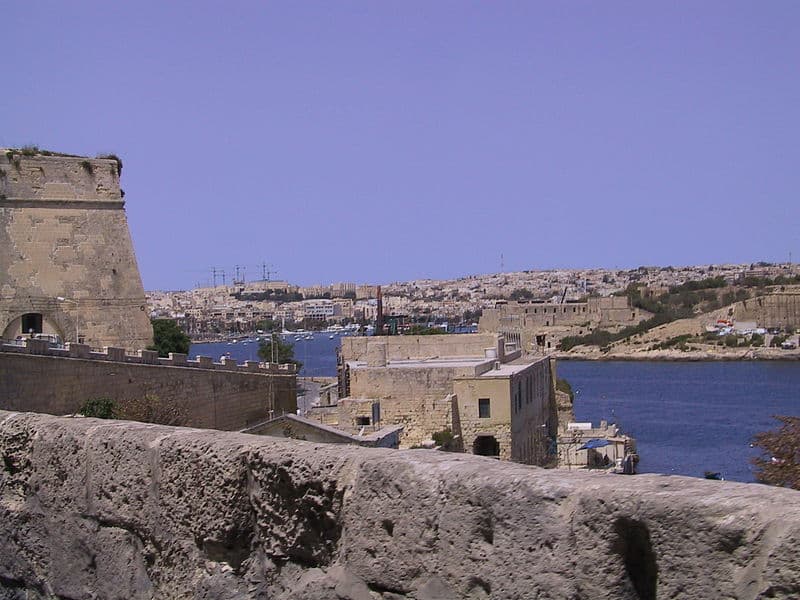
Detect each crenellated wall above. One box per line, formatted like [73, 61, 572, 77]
[0, 410, 798, 599]
[0, 341, 296, 431]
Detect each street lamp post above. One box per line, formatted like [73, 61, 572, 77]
[56, 296, 79, 343]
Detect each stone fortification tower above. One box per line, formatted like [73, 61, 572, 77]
[0, 149, 152, 350]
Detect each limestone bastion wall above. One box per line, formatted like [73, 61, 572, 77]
[1, 410, 798, 599]
[733, 289, 800, 329]
[0, 151, 152, 350]
[0, 340, 296, 431]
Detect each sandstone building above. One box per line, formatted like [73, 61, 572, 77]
[318, 333, 558, 464]
[0, 149, 152, 350]
[480, 296, 652, 352]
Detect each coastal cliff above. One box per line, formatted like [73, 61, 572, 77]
[1, 410, 798, 599]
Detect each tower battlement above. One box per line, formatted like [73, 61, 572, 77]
[0, 149, 152, 350]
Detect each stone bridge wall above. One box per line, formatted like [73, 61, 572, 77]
[1, 410, 798, 599]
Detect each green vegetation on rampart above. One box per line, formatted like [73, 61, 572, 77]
[560, 310, 684, 351]
[404, 325, 446, 335]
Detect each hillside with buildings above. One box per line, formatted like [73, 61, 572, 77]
[148, 263, 800, 360]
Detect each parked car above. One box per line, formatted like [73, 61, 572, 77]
[31, 333, 65, 348]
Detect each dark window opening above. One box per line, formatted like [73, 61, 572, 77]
[473, 435, 500, 457]
[355, 416, 371, 426]
[478, 398, 491, 418]
[21, 313, 43, 334]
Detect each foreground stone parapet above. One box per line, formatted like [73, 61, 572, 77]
[1, 410, 798, 599]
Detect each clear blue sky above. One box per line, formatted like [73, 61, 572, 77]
[3, 2, 798, 290]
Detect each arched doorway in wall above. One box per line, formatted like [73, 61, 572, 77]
[473, 434, 500, 457]
[2, 312, 64, 341]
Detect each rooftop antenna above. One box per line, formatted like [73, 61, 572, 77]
[261, 261, 277, 281]
[233, 265, 246, 286]
[500, 253, 505, 273]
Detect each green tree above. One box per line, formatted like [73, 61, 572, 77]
[149, 319, 191, 357]
[258, 335, 302, 369]
[751, 416, 800, 490]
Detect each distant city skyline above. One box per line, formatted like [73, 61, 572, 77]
[4, 2, 799, 290]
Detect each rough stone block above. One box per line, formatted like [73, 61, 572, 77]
[220, 357, 238, 370]
[138, 349, 159, 364]
[0, 410, 799, 599]
[168, 352, 187, 365]
[26, 338, 50, 354]
[103, 346, 126, 362]
[67, 342, 92, 358]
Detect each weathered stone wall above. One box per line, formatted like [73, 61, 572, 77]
[733, 290, 800, 329]
[0, 150, 152, 350]
[480, 299, 652, 352]
[342, 333, 500, 362]
[349, 364, 472, 404]
[1, 410, 799, 599]
[0, 351, 296, 431]
[342, 396, 455, 448]
[508, 358, 554, 464]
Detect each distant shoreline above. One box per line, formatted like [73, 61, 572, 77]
[554, 349, 800, 362]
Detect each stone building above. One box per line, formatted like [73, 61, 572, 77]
[0, 149, 152, 350]
[320, 333, 558, 465]
[479, 296, 652, 352]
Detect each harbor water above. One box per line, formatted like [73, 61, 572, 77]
[191, 335, 799, 483]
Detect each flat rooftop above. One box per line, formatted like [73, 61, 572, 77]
[347, 356, 488, 370]
[347, 354, 546, 377]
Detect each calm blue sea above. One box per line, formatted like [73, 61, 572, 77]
[558, 360, 799, 483]
[191, 336, 799, 483]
